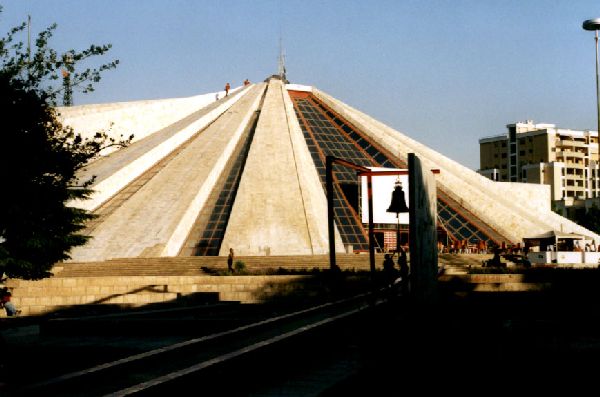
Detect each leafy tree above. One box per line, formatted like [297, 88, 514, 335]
[0, 10, 131, 279]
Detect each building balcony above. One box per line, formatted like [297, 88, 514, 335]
[556, 150, 586, 159]
[564, 185, 586, 192]
[564, 173, 585, 180]
[558, 139, 588, 148]
[563, 162, 586, 169]
[556, 156, 585, 169]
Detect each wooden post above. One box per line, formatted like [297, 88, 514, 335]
[326, 156, 337, 271]
[367, 174, 376, 277]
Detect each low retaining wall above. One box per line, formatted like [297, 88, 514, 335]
[528, 251, 600, 265]
[2, 275, 322, 317]
[440, 274, 553, 292]
[438, 272, 600, 293]
[5, 271, 587, 317]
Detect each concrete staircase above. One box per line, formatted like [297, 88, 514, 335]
[2, 254, 494, 318]
[438, 253, 491, 275]
[3, 254, 382, 317]
[55, 254, 384, 277]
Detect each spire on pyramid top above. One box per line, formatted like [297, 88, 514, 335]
[278, 35, 287, 82]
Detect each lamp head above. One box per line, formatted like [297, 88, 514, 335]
[583, 18, 600, 31]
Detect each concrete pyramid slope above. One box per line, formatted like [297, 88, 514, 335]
[220, 79, 343, 256]
[68, 84, 265, 261]
[313, 88, 599, 243]
[68, 88, 248, 212]
[61, 77, 598, 263]
[57, 87, 242, 145]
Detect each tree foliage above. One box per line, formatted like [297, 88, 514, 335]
[0, 10, 132, 279]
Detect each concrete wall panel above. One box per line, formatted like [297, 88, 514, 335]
[220, 80, 316, 255]
[281, 87, 345, 253]
[162, 88, 265, 256]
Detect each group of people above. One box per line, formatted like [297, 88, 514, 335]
[439, 239, 490, 254]
[572, 241, 598, 252]
[223, 79, 251, 97]
[382, 246, 409, 295]
[439, 239, 535, 255]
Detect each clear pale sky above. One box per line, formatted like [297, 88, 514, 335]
[2, 0, 600, 170]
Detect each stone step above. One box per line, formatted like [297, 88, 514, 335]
[0, 254, 503, 317]
[54, 255, 384, 278]
[53, 254, 493, 279]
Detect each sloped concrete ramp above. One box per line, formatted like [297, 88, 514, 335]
[220, 79, 342, 256]
[69, 84, 266, 261]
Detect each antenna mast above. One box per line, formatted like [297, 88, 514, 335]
[278, 35, 286, 81]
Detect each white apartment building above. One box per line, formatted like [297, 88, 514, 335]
[479, 120, 600, 216]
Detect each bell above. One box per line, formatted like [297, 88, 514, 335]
[387, 182, 409, 213]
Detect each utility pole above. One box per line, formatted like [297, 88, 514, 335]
[27, 15, 31, 77]
[583, 19, 600, 136]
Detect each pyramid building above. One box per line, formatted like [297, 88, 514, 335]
[58, 77, 599, 261]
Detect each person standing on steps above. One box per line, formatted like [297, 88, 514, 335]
[382, 254, 396, 288]
[227, 248, 234, 273]
[397, 246, 409, 296]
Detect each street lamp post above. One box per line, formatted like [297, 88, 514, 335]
[583, 18, 600, 136]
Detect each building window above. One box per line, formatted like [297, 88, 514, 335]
[501, 153, 507, 158]
[519, 150, 525, 156]
[501, 142, 507, 148]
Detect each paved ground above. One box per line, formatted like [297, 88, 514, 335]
[323, 290, 600, 394]
[3, 271, 600, 394]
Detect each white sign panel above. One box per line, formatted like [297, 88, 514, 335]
[360, 167, 409, 225]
